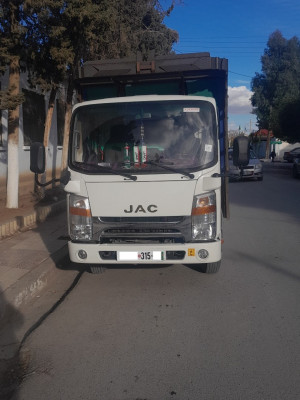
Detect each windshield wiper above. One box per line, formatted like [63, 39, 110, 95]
[75, 163, 137, 181]
[146, 160, 194, 179]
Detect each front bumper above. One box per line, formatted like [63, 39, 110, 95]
[242, 170, 262, 179]
[68, 240, 222, 265]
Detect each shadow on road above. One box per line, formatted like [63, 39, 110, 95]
[0, 190, 83, 398]
[228, 165, 300, 220]
[234, 251, 300, 283]
[0, 288, 26, 400]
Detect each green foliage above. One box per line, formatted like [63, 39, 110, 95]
[0, 0, 178, 108]
[0, 85, 24, 110]
[0, 0, 27, 109]
[251, 31, 300, 143]
[25, 0, 77, 91]
[93, 0, 178, 60]
[4, 0, 178, 94]
[276, 97, 300, 143]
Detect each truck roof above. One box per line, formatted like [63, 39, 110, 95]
[72, 94, 217, 111]
[80, 52, 228, 79]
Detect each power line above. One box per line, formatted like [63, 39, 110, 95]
[229, 70, 254, 79]
[175, 40, 266, 44]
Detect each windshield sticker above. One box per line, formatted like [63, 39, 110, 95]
[205, 144, 213, 152]
[194, 130, 203, 139]
[183, 107, 200, 113]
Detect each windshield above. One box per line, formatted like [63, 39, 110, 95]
[70, 99, 217, 174]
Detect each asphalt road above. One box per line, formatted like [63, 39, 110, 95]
[13, 165, 300, 400]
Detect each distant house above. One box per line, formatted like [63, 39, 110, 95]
[250, 129, 300, 160]
[253, 129, 274, 138]
[251, 129, 274, 158]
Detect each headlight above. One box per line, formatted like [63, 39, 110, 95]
[68, 194, 92, 241]
[192, 191, 216, 240]
[254, 163, 262, 170]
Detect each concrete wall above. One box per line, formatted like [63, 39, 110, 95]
[0, 70, 64, 199]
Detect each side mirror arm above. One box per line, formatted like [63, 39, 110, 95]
[34, 171, 70, 187]
[34, 173, 61, 187]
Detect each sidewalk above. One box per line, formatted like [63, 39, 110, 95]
[0, 189, 70, 325]
[0, 187, 67, 240]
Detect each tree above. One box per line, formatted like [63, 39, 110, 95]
[277, 97, 300, 143]
[0, 1, 26, 208]
[58, 0, 108, 171]
[93, 0, 178, 60]
[1, 0, 179, 205]
[25, 1, 67, 149]
[34, 0, 179, 171]
[251, 31, 300, 143]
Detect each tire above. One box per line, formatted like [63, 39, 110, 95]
[205, 261, 221, 273]
[89, 265, 105, 274]
[190, 260, 221, 274]
[258, 176, 263, 181]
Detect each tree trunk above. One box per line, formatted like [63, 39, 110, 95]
[61, 76, 74, 172]
[40, 87, 57, 190]
[44, 87, 57, 148]
[6, 56, 20, 209]
[266, 131, 271, 160]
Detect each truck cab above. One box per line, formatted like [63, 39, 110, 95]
[66, 94, 224, 273]
[31, 53, 237, 273]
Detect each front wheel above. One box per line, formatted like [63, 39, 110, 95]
[205, 261, 221, 273]
[89, 265, 105, 274]
[190, 260, 221, 274]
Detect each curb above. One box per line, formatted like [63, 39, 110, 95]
[0, 200, 66, 240]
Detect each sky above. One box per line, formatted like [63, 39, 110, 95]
[164, 0, 300, 132]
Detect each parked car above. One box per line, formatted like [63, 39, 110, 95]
[292, 156, 300, 179]
[283, 147, 300, 163]
[228, 148, 263, 181]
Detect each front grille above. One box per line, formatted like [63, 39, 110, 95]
[92, 215, 191, 244]
[99, 216, 184, 223]
[100, 227, 184, 244]
[104, 228, 180, 235]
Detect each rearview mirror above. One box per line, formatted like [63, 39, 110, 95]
[233, 136, 250, 167]
[30, 142, 45, 174]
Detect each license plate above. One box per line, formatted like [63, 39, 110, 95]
[243, 170, 253, 176]
[118, 251, 164, 261]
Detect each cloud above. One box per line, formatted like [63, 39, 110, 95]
[228, 121, 239, 130]
[228, 86, 254, 114]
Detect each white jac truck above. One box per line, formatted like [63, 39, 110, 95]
[31, 52, 249, 274]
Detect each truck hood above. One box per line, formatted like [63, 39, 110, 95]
[86, 181, 196, 217]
